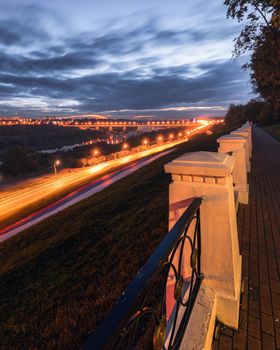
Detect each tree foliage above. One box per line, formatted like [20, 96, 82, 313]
[225, 99, 272, 126]
[2, 147, 40, 176]
[224, 0, 280, 116]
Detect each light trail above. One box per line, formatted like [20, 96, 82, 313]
[0, 122, 213, 242]
[0, 139, 186, 222]
[0, 149, 174, 243]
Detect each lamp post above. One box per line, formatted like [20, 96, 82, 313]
[143, 138, 149, 147]
[122, 142, 129, 150]
[53, 160, 61, 174]
[157, 135, 163, 143]
[93, 149, 100, 157]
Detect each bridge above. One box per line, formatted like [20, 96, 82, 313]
[75, 118, 223, 132]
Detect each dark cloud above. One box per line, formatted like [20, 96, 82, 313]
[0, 59, 250, 114]
[0, 52, 100, 74]
[0, 3, 251, 116]
[0, 5, 52, 47]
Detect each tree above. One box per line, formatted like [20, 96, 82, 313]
[250, 29, 280, 115]
[224, 0, 280, 117]
[225, 100, 271, 126]
[2, 147, 40, 176]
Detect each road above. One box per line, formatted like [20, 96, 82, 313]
[0, 139, 186, 221]
[0, 122, 212, 242]
[0, 147, 175, 243]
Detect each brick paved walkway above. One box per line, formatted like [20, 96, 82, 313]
[215, 127, 280, 350]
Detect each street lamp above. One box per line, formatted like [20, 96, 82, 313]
[157, 135, 163, 143]
[122, 142, 129, 150]
[169, 133, 174, 140]
[53, 160, 61, 174]
[143, 138, 149, 146]
[178, 132, 182, 137]
[93, 148, 100, 157]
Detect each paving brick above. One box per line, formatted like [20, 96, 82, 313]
[275, 326, 280, 349]
[260, 296, 273, 315]
[261, 313, 274, 335]
[262, 333, 276, 350]
[269, 269, 279, 282]
[273, 308, 280, 327]
[232, 327, 247, 349]
[249, 299, 260, 318]
[248, 316, 261, 339]
[247, 335, 261, 350]
[271, 280, 280, 295]
[260, 283, 271, 299]
[272, 293, 280, 309]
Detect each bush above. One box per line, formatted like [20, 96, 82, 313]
[2, 147, 40, 176]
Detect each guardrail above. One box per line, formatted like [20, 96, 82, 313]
[84, 197, 203, 350]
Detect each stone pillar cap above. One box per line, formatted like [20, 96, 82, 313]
[231, 129, 249, 135]
[165, 151, 235, 177]
[217, 135, 246, 143]
[241, 126, 251, 132]
[243, 122, 251, 128]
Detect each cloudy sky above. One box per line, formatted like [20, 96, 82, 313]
[0, 0, 252, 118]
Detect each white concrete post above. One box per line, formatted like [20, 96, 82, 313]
[230, 129, 251, 172]
[164, 151, 242, 329]
[242, 124, 253, 153]
[217, 135, 249, 204]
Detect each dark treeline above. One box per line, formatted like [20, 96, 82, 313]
[225, 99, 278, 127]
[0, 124, 104, 151]
[0, 126, 187, 176]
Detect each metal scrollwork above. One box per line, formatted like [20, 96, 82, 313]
[191, 248, 198, 270]
[84, 198, 203, 350]
[174, 275, 184, 301]
[153, 316, 166, 350]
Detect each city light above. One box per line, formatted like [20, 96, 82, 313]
[157, 135, 163, 142]
[122, 142, 129, 150]
[93, 149, 100, 156]
[53, 160, 61, 174]
[169, 133, 174, 140]
[143, 138, 149, 145]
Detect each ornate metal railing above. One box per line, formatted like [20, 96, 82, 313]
[84, 197, 203, 350]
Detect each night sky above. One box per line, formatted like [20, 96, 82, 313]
[0, 0, 252, 118]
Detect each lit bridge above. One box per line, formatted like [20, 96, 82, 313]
[75, 119, 223, 131]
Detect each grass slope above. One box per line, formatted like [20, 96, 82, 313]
[0, 130, 228, 349]
[262, 123, 280, 141]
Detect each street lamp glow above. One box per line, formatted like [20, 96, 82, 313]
[157, 135, 163, 142]
[143, 138, 149, 145]
[93, 149, 100, 156]
[53, 159, 61, 174]
[169, 133, 174, 140]
[122, 142, 129, 150]
[178, 132, 182, 137]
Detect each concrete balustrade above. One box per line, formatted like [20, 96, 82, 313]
[230, 129, 251, 172]
[241, 123, 253, 156]
[235, 127, 252, 158]
[217, 135, 249, 204]
[165, 152, 242, 333]
[163, 123, 255, 348]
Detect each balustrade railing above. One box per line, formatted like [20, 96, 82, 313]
[84, 197, 203, 350]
